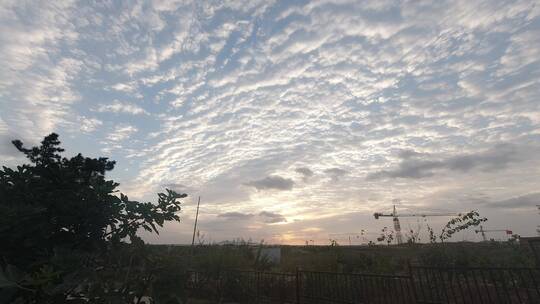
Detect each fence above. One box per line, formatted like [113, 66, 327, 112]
[186, 266, 540, 304]
[411, 266, 540, 304]
[299, 270, 415, 304]
[187, 269, 297, 303]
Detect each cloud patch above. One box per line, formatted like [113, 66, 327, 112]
[109, 125, 138, 142]
[259, 211, 287, 223]
[482, 193, 540, 210]
[97, 100, 148, 115]
[161, 183, 193, 194]
[324, 168, 348, 182]
[367, 144, 524, 180]
[244, 175, 294, 191]
[218, 212, 254, 220]
[295, 167, 314, 181]
[79, 116, 102, 133]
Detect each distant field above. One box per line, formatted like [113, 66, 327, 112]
[150, 241, 536, 274]
[171, 242, 539, 304]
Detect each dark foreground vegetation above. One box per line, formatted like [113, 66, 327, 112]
[1, 134, 539, 304]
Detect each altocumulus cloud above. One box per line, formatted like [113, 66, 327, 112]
[1, 0, 540, 243]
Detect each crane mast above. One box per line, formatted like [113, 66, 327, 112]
[392, 205, 403, 244]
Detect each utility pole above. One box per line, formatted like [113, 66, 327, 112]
[478, 225, 487, 242]
[191, 196, 201, 246]
[537, 205, 540, 236]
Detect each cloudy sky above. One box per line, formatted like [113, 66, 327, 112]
[1, 0, 540, 245]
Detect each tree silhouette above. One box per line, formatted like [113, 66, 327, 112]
[0, 133, 186, 303]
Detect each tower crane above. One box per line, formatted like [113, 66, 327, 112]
[373, 205, 460, 245]
[475, 225, 513, 242]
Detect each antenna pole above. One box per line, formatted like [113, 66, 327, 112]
[191, 196, 201, 247]
[480, 225, 486, 242]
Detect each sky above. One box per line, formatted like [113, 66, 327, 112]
[1, 0, 540, 245]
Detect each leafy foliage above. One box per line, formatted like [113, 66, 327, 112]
[404, 224, 422, 244]
[426, 224, 437, 244]
[439, 211, 487, 242]
[376, 227, 394, 245]
[0, 133, 186, 303]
